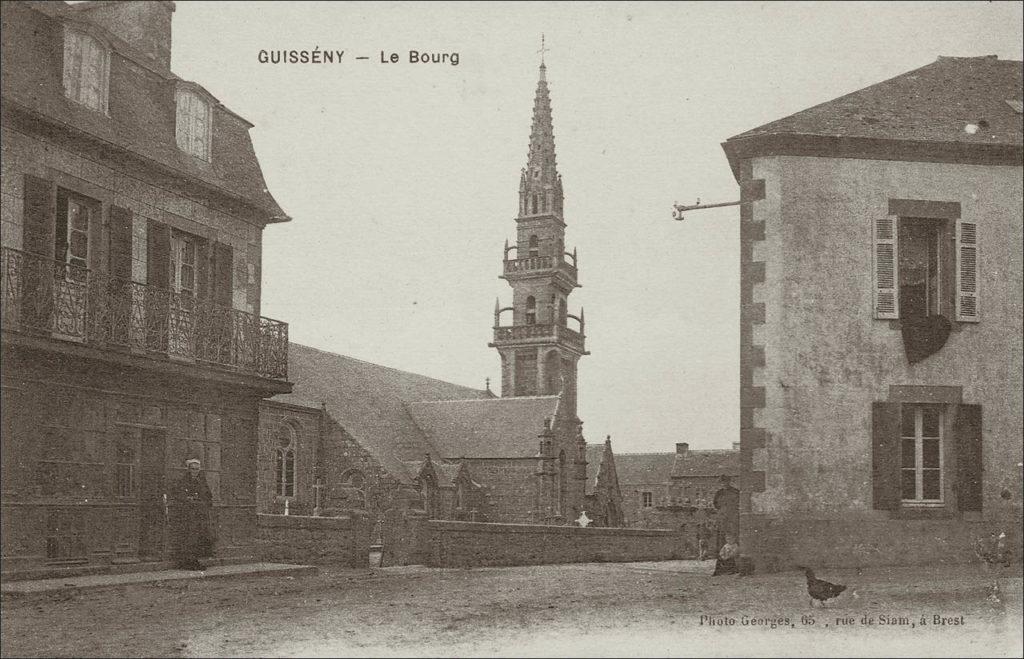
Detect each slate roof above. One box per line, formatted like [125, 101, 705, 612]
[671, 450, 740, 479]
[0, 1, 288, 222]
[270, 343, 490, 483]
[728, 56, 1023, 145]
[606, 452, 676, 488]
[406, 396, 560, 459]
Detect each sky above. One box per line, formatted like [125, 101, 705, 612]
[168, 1, 1023, 453]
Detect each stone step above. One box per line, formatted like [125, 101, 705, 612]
[1, 562, 317, 595]
[1, 554, 258, 582]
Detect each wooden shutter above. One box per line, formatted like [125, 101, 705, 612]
[955, 219, 979, 322]
[873, 215, 899, 319]
[146, 221, 170, 289]
[108, 206, 133, 281]
[212, 242, 233, 309]
[871, 401, 901, 510]
[954, 404, 983, 512]
[22, 175, 56, 258]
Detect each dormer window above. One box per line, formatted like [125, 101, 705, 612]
[176, 89, 212, 161]
[62, 27, 109, 113]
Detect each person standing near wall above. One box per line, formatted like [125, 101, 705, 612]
[713, 474, 740, 552]
[169, 458, 215, 570]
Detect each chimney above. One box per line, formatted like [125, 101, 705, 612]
[676, 442, 689, 457]
[77, 1, 176, 69]
[732, 442, 741, 451]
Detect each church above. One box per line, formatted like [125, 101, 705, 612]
[257, 58, 624, 529]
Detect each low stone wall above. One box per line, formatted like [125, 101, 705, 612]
[409, 520, 693, 568]
[257, 513, 370, 568]
[742, 515, 1019, 572]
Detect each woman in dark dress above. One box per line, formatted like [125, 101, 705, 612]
[169, 458, 214, 570]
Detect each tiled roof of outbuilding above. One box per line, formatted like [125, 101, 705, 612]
[670, 450, 740, 479]
[605, 452, 676, 487]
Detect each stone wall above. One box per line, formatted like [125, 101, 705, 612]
[739, 154, 1023, 569]
[257, 513, 370, 568]
[390, 519, 694, 568]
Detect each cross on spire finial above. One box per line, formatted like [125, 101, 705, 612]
[538, 34, 549, 66]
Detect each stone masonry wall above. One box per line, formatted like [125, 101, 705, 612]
[257, 513, 370, 568]
[401, 520, 694, 568]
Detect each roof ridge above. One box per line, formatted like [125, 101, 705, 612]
[407, 395, 561, 405]
[291, 342, 488, 394]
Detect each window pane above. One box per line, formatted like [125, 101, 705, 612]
[901, 469, 917, 500]
[69, 203, 88, 230]
[922, 469, 941, 500]
[922, 438, 940, 469]
[901, 406, 916, 437]
[922, 407, 940, 437]
[901, 437, 916, 468]
[70, 232, 88, 258]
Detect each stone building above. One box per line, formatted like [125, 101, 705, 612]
[257, 342, 615, 527]
[722, 55, 1023, 570]
[601, 443, 738, 528]
[1, 1, 291, 574]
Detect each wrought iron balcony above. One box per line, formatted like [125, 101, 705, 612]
[492, 323, 585, 353]
[1, 247, 288, 380]
[502, 255, 577, 281]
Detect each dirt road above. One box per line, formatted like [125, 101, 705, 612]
[2, 561, 1020, 657]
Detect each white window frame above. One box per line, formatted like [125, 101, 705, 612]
[169, 232, 198, 297]
[175, 88, 213, 161]
[62, 26, 110, 113]
[274, 423, 297, 498]
[900, 404, 944, 506]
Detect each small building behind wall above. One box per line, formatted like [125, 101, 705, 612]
[721, 55, 1023, 570]
[1, 1, 292, 574]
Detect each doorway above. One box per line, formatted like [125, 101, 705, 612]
[138, 428, 167, 559]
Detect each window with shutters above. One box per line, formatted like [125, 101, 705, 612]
[900, 404, 944, 504]
[872, 399, 982, 515]
[62, 27, 109, 113]
[175, 89, 212, 161]
[873, 214, 978, 323]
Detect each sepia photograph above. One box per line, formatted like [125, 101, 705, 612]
[0, 1, 1021, 656]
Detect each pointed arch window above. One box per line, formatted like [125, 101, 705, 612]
[531, 194, 539, 215]
[274, 423, 296, 497]
[525, 296, 537, 325]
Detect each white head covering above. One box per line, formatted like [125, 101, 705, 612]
[185, 458, 201, 467]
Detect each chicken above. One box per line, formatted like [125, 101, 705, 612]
[799, 567, 847, 607]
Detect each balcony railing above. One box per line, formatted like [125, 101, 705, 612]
[503, 255, 577, 280]
[1, 247, 288, 380]
[492, 323, 585, 352]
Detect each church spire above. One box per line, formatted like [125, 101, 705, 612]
[520, 39, 563, 220]
[491, 49, 586, 419]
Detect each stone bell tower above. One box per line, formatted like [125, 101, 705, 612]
[488, 55, 588, 422]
